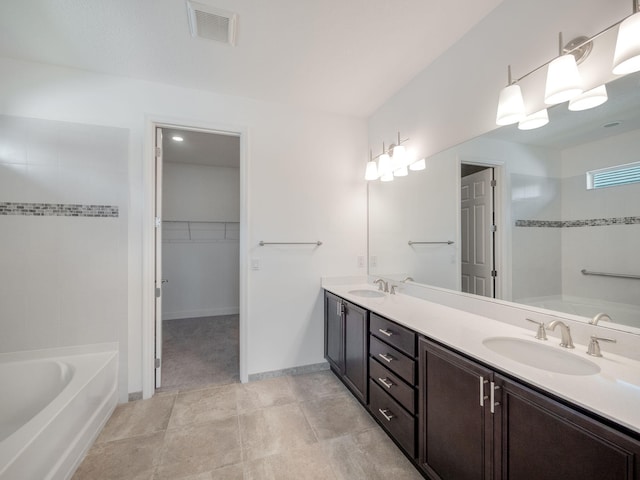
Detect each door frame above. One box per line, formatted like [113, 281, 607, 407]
[142, 116, 249, 399]
[456, 156, 507, 301]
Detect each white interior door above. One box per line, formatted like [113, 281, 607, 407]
[461, 168, 495, 297]
[154, 127, 164, 388]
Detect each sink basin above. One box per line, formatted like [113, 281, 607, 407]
[483, 337, 600, 376]
[348, 289, 386, 298]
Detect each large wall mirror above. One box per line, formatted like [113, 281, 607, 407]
[369, 70, 640, 334]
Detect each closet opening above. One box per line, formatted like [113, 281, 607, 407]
[154, 126, 241, 391]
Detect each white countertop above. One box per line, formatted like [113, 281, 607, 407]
[323, 282, 640, 435]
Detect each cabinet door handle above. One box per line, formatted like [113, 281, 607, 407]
[378, 377, 394, 389]
[479, 376, 489, 407]
[378, 353, 394, 363]
[490, 382, 501, 414]
[379, 408, 395, 421]
[378, 328, 393, 337]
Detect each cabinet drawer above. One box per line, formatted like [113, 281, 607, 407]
[370, 335, 415, 385]
[370, 313, 416, 357]
[369, 380, 416, 458]
[370, 357, 415, 414]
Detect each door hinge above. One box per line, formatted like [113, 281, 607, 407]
[490, 179, 497, 187]
[491, 270, 498, 277]
[155, 358, 161, 368]
[155, 287, 161, 298]
[155, 217, 161, 228]
[155, 146, 162, 158]
[490, 224, 497, 232]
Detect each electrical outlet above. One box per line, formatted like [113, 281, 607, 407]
[357, 255, 365, 268]
[251, 258, 261, 270]
[370, 255, 377, 268]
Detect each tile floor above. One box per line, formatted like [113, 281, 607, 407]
[160, 315, 239, 391]
[73, 371, 424, 480]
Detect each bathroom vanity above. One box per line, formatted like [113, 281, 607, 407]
[323, 283, 640, 480]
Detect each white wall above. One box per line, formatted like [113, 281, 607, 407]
[559, 129, 640, 306]
[0, 115, 129, 400]
[163, 162, 240, 222]
[0, 56, 368, 397]
[162, 162, 240, 320]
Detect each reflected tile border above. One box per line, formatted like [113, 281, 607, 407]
[515, 216, 640, 228]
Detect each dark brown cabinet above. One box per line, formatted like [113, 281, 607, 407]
[369, 313, 419, 459]
[419, 337, 640, 480]
[324, 291, 368, 403]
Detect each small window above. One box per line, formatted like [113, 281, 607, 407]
[586, 161, 640, 190]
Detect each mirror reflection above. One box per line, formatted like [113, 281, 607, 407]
[368, 71, 640, 334]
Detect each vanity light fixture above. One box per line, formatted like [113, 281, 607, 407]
[496, 65, 525, 126]
[544, 33, 585, 105]
[613, 0, 640, 74]
[568, 84, 609, 111]
[172, 136, 184, 142]
[518, 108, 549, 130]
[366, 133, 426, 181]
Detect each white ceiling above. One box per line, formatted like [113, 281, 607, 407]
[0, 0, 504, 117]
[162, 128, 239, 167]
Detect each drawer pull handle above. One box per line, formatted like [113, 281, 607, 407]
[378, 353, 394, 363]
[378, 408, 395, 421]
[378, 377, 394, 389]
[378, 328, 393, 337]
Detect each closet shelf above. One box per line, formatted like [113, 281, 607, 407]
[162, 220, 239, 243]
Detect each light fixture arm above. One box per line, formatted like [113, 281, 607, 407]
[372, 133, 409, 160]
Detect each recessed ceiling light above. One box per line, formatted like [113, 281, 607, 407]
[172, 136, 184, 142]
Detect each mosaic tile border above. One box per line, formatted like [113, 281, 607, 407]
[0, 202, 119, 218]
[515, 217, 640, 228]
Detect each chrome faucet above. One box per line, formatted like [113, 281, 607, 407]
[547, 320, 574, 349]
[373, 278, 389, 292]
[402, 276, 414, 283]
[590, 312, 612, 325]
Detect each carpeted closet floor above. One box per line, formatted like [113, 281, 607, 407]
[158, 314, 239, 391]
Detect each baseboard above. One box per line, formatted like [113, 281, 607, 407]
[162, 307, 239, 321]
[248, 362, 330, 382]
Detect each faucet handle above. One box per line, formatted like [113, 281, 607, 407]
[390, 285, 398, 295]
[526, 318, 547, 340]
[586, 335, 617, 357]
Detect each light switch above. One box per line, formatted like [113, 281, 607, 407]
[357, 255, 365, 268]
[251, 258, 261, 270]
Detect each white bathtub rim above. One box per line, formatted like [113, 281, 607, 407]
[0, 345, 118, 476]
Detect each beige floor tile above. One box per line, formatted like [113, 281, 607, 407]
[300, 392, 375, 440]
[243, 443, 337, 480]
[72, 431, 164, 480]
[319, 434, 383, 480]
[235, 376, 297, 412]
[239, 402, 317, 461]
[155, 463, 243, 480]
[156, 416, 242, 479]
[353, 428, 423, 479]
[96, 393, 176, 443]
[287, 370, 347, 401]
[168, 383, 238, 429]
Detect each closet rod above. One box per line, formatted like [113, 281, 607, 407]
[408, 240, 454, 245]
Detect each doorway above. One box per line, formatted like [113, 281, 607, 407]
[460, 164, 497, 298]
[154, 126, 241, 391]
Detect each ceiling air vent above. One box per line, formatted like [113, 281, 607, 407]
[187, 1, 238, 46]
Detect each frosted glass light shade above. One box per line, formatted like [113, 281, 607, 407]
[613, 12, 640, 74]
[378, 153, 393, 177]
[545, 55, 583, 105]
[394, 165, 408, 177]
[568, 85, 608, 111]
[364, 161, 379, 181]
[380, 171, 394, 182]
[496, 83, 525, 125]
[392, 144, 406, 170]
[409, 158, 426, 171]
[518, 109, 549, 130]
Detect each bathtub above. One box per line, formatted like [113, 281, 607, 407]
[0, 344, 118, 480]
[517, 295, 640, 331]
